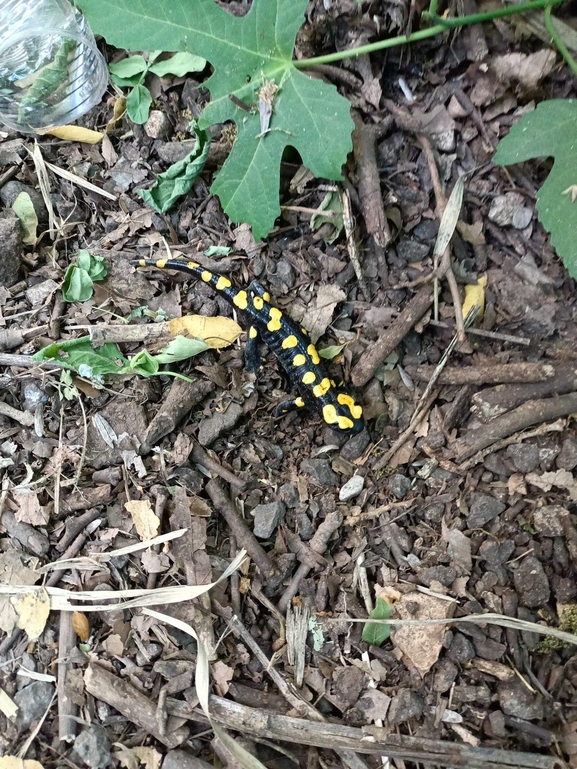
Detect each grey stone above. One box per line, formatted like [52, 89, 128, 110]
[300, 458, 338, 486]
[533, 505, 568, 537]
[273, 260, 295, 289]
[278, 483, 299, 508]
[388, 689, 424, 725]
[513, 556, 550, 608]
[447, 632, 475, 663]
[467, 493, 505, 529]
[472, 636, 506, 661]
[1, 510, 49, 556]
[144, 110, 173, 140]
[0, 210, 21, 287]
[163, 750, 213, 769]
[339, 475, 365, 502]
[333, 665, 365, 709]
[506, 443, 540, 473]
[423, 503, 444, 524]
[417, 566, 457, 587]
[73, 725, 112, 768]
[557, 438, 577, 471]
[387, 473, 411, 500]
[478, 539, 515, 567]
[197, 402, 244, 447]
[498, 679, 544, 720]
[158, 139, 199, 165]
[340, 428, 370, 461]
[252, 501, 286, 539]
[14, 681, 55, 730]
[0, 180, 48, 226]
[433, 659, 458, 693]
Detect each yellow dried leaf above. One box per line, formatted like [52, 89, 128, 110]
[168, 315, 242, 349]
[125, 500, 160, 541]
[72, 611, 90, 642]
[0, 759, 44, 769]
[44, 125, 103, 144]
[132, 747, 162, 769]
[462, 274, 487, 320]
[107, 97, 127, 132]
[12, 588, 50, 642]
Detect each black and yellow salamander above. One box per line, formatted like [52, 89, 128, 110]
[132, 258, 364, 435]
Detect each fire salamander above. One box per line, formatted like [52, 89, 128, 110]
[133, 258, 364, 435]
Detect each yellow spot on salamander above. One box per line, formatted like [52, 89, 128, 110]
[253, 296, 264, 310]
[187, 261, 200, 269]
[337, 416, 354, 430]
[295, 397, 305, 408]
[201, 270, 212, 282]
[307, 343, 320, 365]
[323, 404, 338, 424]
[156, 258, 167, 268]
[337, 393, 363, 419]
[302, 371, 316, 385]
[293, 354, 306, 367]
[282, 335, 298, 350]
[263, 291, 271, 301]
[313, 378, 331, 398]
[267, 307, 282, 332]
[215, 275, 232, 291]
[249, 326, 258, 339]
[301, 327, 308, 336]
[233, 290, 248, 310]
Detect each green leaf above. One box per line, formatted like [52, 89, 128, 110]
[126, 84, 153, 124]
[77, 249, 108, 282]
[310, 191, 343, 244]
[149, 52, 206, 77]
[110, 72, 143, 88]
[318, 344, 345, 360]
[137, 122, 210, 212]
[12, 191, 38, 245]
[204, 245, 233, 257]
[33, 337, 129, 382]
[493, 99, 577, 280]
[76, 0, 354, 240]
[128, 350, 159, 376]
[154, 335, 210, 364]
[362, 597, 393, 647]
[62, 265, 94, 302]
[109, 55, 148, 79]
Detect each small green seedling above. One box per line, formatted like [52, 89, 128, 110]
[62, 250, 107, 302]
[362, 596, 393, 647]
[109, 51, 206, 124]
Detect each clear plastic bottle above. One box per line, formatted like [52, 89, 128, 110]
[0, 0, 108, 134]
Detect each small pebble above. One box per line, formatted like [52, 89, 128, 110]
[339, 475, 364, 502]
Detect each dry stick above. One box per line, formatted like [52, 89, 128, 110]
[84, 663, 189, 748]
[453, 392, 577, 462]
[212, 604, 371, 769]
[171, 695, 563, 769]
[206, 479, 275, 580]
[458, 418, 566, 472]
[406, 362, 555, 386]
[56, 508, 102, 552]
[47, 520, 101, 588]
[277, 510, 343, 614]
[146, 485, 169, 590]
[351, 284, 434, 387]
[341, 186, 371, 301]
[0, 352, 64, 370]
[57, 611, 77, 743]
[427, 318, 531, 346]
[191, 442, 246, 491]
[471, 363, 577, 421]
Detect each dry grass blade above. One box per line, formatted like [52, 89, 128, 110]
[144, 607, 268, 769]
[44, 159, 117, 201]
[433, 174, 466, 263]
[0, 550, 247, 612]
[334, 611, 577, 646]
[28, 142, 57, 238]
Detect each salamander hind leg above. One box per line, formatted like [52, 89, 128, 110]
[274, 396, 306, 417]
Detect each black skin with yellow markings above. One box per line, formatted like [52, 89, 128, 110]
[132, 258, 364, 434]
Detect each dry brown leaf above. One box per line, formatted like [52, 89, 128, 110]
[300, 283, 346, 343]
[12, 588, 50, 642]
[132, 747, 162, 769]
[391, 592, 455, 677]
[102, 633, 124, 656]
[168, 315, 242, 348]
[107, 96, 127, 132]
[0, 687, 17, 720]
[72, 611, 90, 642]
[212, 660, 234, 696]
[44, 125, 103, 144]
[526, 469, 577, 502]
[125, 500, 160, 540]
[12, 488, 48, 527]
[492, 50, 556, 90]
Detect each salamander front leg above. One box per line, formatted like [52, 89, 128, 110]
[244, 325, 265, 373]
[274, 396, 306, 417]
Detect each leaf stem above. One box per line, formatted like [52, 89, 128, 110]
[543, 4, 577, 78]
[295, 0, 564, 67]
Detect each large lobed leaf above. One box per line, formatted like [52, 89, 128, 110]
[77, 0, 354, 240]
[493, 99, 577, 280]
